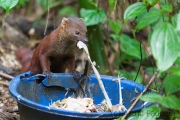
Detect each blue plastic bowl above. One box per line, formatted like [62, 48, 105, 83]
[9, 72, 150, 120]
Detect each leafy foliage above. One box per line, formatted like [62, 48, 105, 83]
[124, 0, 180, 119]
[109, 20, 122, 35]
[160, 4, 172, 13]
[150, 23, 179, 71]
[176, 12, 180, 31]
[143, 0, 159, 6]
[140, 93, 162, 102]
[120, 34, 146, 59]
[136, 9, 161, 30]
[124, 2, 146, 21]
[141, 93, 180, 110]
[163, 75, 180, 95]
[0, 0, 19, 14]
[80, 8, 106, 26]
[159, 95, 180, 110]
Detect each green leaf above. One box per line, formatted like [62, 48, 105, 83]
[0, 0, 19, 12]
[174, 57, 180, 65]
[136, 10, 161, 30]
[167, 67, 180, 75]
[124, 2, 147, 21]
[120, 34, 146, 59]
[137, 105, 161, 120]
[150, 23, 179, 72]
[163, 75, 180, 95]
[140, 93, 162, 102]
[176, 12, 180, 31]
[171, 14, 177, 28]
[161, 4, 172, 13]
[110, 34, 118, 41]
[159, 95, 180, 110]
[109, 20, 122, 35]
[108, 0, 117, 11]
[143, 0, 159, 6]
[80, 8, 106, 26]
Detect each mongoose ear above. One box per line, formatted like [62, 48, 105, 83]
[61, 17, 69, 28]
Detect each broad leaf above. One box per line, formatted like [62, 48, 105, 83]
[108, 0, 117, 11]
[110, 34, 118, 41]
[163, 75, 180, 95]
[136, 10, 161, 30]
[174, 57, 180, 65]
[167, 67, 180, 75]
[140, 93, 162, 102]
[124, 2, 146, 21]
[150, 23, 179, 71]
[138, 106, 161, 120]
[80, 8, 106, 26]
[161, 4, 172, 13]
[176, 12, 180, 31]
[159, 95, 180, 110]
[171, 14, 177, 28]
[109, 20, 122, 35]
[0, 0, 19, 12]
[143, 0, 159, 6]
[120, 34, 146, 59]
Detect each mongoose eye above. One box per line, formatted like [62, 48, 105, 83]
[75, 31, 80, 35]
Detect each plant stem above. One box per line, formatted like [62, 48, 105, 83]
[122, 69, 159, 119]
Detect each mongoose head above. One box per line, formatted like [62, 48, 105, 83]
[61, 17, 88, 43]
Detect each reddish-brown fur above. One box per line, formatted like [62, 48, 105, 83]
[29, 17, 87, 76]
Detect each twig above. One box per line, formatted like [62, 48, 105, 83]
[0, 72, 14, 80]
[121, 69, 159, 119]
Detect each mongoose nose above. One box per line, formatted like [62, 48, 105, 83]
[84, 38, 88, 43]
